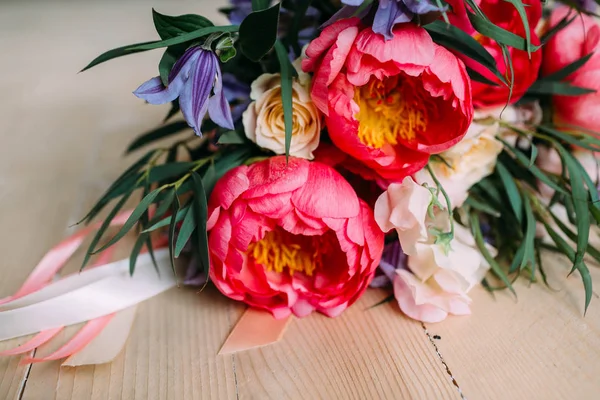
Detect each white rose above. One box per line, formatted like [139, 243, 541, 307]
[242, 68, 321, 159]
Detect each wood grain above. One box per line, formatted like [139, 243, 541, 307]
[1, 1, 600, 399]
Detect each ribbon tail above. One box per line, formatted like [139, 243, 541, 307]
[219, 308, 292, 355]
[0, 327, 64, 357]
[23, 314, 115, 364]
[62, 306, 137, 367]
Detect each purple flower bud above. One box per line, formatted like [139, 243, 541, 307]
[133, 47, 234, 136]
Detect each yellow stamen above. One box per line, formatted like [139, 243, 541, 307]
[248, 229, 330, 276]
[354, 75, 429, 149]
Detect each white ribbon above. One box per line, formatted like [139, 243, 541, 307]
[0, 249, 175, 341]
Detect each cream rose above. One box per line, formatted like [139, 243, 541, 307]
[242, 67, 321, 159]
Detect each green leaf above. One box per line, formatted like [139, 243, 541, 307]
[543, 53, 594, 82]
[164, 101, 181, 122]
[468, 11, 539, 52]
[496, 162, 523, 222]
[498, 137, 569, 195]
[466, 66, 500, 86]
[148, 162, 196, 182]
[521, 196, 537, 277]
[287, 0, 312, 56]
[425, 20, 506, 84]
[275, 40, 296, 159]
[152, 9, 214, 40]
[175, 206, 197, 257]
[202, 163, 218, 198]
[555, 143, 590, 268]
[82, 25, 238, 71]
[239, 3, 281, 61]
[168, 194, 181, 278]
[527, 81, 596, 96]
[464, 196, 501, 217]
[80, 41, 158, 72]
[81, 190, 133, 270]
[158, 48, 180, 86]
[470, 212, 516, 295]
[127, 121, 190, 153]
[503, 0, 531, 57]
[77, 151, 155, 225]
[538, 125, 600, 152]
[252, 0, 271, 11]
[217, 130, 246, 144]
[142, 204, 190, 232]
[130, 233, 150, 276]
[529, 143, 538, 167]
[92, 187, 164, 254]
[191, 172, 210, 285]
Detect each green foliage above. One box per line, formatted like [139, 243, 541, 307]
[239, 3, 281, 61]
[274, 40, 298, 159]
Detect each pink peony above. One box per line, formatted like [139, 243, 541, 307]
[207, 156, 384, 319]
[543, 6, 600, 133]
[302, 18, 473, 184]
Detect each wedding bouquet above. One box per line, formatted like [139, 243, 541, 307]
[2, 0, 600, 364]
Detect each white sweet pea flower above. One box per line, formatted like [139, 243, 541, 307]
[374, 177, 433, 256]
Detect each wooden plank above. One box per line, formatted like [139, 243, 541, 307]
[233, 289, 462, 400]
[428, 255, 600, 400]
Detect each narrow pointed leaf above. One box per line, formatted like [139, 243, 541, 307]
[175, 205, 197, 257]
[275, 40, 297, 159]
[191, 172, 210, 284]
[168, 195, 181, 279]
[92, 188, 163, 254]
[496, 162, 523, 222]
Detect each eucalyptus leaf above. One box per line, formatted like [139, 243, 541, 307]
[527, 81, 596, 96]
[168, 194, 181, 278]
[191, 172, 210, 284]
[92, 187, 164, 254]
[127, 121, 190, 153]
[496, 162, 523, 222]
[175, 206, 197, 257]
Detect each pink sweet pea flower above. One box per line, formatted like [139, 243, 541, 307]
[302, 19, 472, 184]
[543, 6, 600, 133]
[206, 156, 384, 319]
[445, 0, 542, 109]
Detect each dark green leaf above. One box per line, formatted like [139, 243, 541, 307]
[252, 0, 271, 11]
[148, 162, 196, 182]
[529, 143, 538, 167]
[468, 11, 539, 52]
[175, 206, 197, 257]
[275, 40, 296, 159]
[466, 66, 500, 86]
[425, 20, 506, 84]
[82, 25, 238, 71]
[164, 101, 181, 122]
[202, 163, 218, 198]
[82, 190, 134, 270]
[92, 187, 164, 254]
[543, 53, 594, 81]
[521, 196, 537, 277]
[126, 121, 190, 153]
[464, 196, 501, 217]
[239, 4, 281, 61]
[143, 203, 191, 232]
[217, 130, 247, 144]
[191, 172, 210, 286]
[77, 151, 155, 225]
[152, 9, 214, 40]
[130, 233, 149, 275]
[159, 48, 179, 86]
[503, 0, 531, 57]
[538, 125, 600, 152]
[496, 162, 523, 222]
[527, 81, 596, 96]
[470, 212, 516, 295]
[168, 194, 181, 278]
[555, 143, 590, 268]
[498, 137, 568, 195]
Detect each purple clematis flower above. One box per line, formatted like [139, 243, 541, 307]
[134, 47, 234, 136]
[340, 0, 445, 40]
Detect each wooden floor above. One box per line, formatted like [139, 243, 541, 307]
[1, 1, 599, 399]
